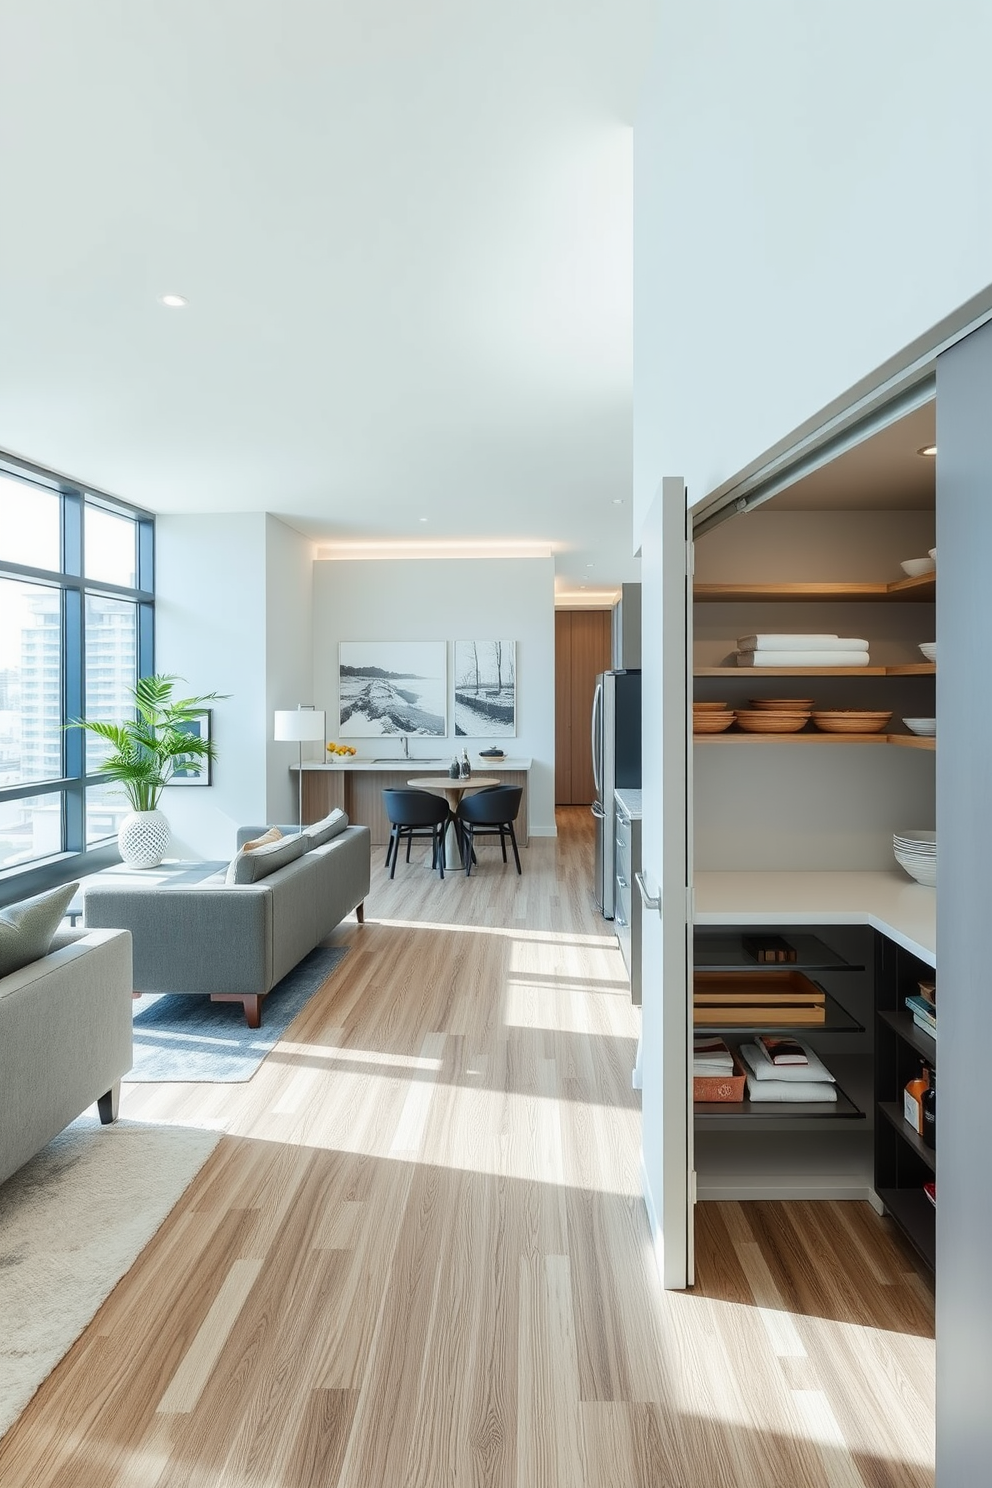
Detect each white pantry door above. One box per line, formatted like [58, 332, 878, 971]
[637, 478, 694, 1288]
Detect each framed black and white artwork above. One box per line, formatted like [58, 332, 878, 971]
[453, 641, 516, 737]
[338, 641, 447, 737]
[169, 709, 212, 786]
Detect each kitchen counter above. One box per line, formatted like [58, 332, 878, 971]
[694, 869, 935, 966]
[614, 788, 642, 819]
[298, 756, 532, 772]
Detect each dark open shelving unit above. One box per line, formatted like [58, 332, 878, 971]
[694, 931, 864, 973]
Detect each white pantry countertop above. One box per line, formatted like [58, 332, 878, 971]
[614, 789, 642, 819]
[297, 756, 532, 772]
[694, 869, 935, 966]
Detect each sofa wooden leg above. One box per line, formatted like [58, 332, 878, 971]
[97, 1081, 121, 1125]
[356, 901, 365, 924]
[210, 992, 263, 1028]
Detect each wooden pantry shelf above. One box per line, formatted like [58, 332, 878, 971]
[888, 734, 936, 751]
[887, 662, 936, 675]
[693, 574, 935, 602]
[694, 666, 887, 677]
[694, 732, 888, 743]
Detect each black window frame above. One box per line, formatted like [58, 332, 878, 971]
[0, 450, 154, 906]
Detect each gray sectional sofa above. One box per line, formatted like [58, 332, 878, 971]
[0, 926, 133, 1187]
[83, 819, 371, 1027]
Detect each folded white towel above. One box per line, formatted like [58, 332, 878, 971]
[736, 649, 871, 667]
[739, 1048, 838, 1102]
[736, 635, 869, 652]
[693, 1060, 735, 1076]
[740, 1041, 835, 1083]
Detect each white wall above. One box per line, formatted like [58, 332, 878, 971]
[633, 0, 992, 532]
[264, 514, 316, 825]
[312, 556, 557, 835]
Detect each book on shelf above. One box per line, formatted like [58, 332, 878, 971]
[905, 993, 937, 1031]
[924, 1181, 936, 1209]
[912, 1012, 937, 1041]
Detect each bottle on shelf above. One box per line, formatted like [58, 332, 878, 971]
[459, 749, 471, 779]
[921, 1067, 936, 1149]
[904, 1062, 930, 1136]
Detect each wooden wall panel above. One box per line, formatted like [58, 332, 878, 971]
[301, 769, 529, 847]
[555, 611, 611, 804]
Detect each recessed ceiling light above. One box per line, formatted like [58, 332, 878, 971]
[917, 444, 937, 457]
[585, 563, 594, 569]
[612, 498, 624, 505]
[418, 516, 428, 523]
[159, 293, 188, 308]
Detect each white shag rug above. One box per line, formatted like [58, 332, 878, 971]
[0, 1112, 221, 1439]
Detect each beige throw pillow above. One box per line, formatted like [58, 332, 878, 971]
[0, 882, 80, 977]
[225, 833, 308, 885]
[242, 826, 283, 853]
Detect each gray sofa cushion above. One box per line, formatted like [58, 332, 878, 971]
[0, 882, 79, 977]
[226, 832, 308, 885]
[305, 808, 349, 848]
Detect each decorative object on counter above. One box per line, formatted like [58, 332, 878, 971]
[811, 709, 892, 734]
[921, 1067, 936, 1148]
[275, 705, 327, 829]
[448, 757, 460, 780]
[902, 717, 936, 736]
[735, 634, 871, 667]
[733, 709, 810, 733]
[459, 748, 471, 779]
[900, 556, 936, 577]
[918, 642, 937, 662]
[693, 710, 735, 733]
[326, 741, 358, 758]
[904, 1063, 930, 1134]
[338, 641, 447, 738]
[66, 673, 225, 868]
[893, 829, 937, 886]
[742, 933, 797, 964]
[747, 697, 815, 711]
[453, 640, 516, 736]
[479, 746, 506, 759]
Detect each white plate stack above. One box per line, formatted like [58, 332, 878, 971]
[893, 829, 936, 886]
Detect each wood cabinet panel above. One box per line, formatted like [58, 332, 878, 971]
[301, 769, 529, 847]
[555, 610, 611, 804]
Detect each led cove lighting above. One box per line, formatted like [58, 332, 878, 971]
[159, 293, 188, 308]
[917, 444, 937, 457]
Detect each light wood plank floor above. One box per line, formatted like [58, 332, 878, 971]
[0, 809, 934, 1487]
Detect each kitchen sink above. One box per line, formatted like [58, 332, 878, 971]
[371, 757, 448, 764]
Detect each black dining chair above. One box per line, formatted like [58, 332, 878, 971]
[382, 789, 451, 879]
[455, 785, 523, 876]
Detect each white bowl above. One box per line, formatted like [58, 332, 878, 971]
[902, 718, 936, 736]
[901, 557, 936, 578]
[894, 851, 937, 886]
[929, 548, 937, 561]
[918, 642, 937, 663]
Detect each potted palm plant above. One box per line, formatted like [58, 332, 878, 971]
[67, 674, 225, 867]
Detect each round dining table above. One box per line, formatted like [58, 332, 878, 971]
[408, 776, 500, 872]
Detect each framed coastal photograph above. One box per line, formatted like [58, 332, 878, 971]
[338, 641, 447, 737]
[169, 708, 212, 786]
[453, 640, 516, 736]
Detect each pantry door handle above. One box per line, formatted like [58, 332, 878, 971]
[635, 872, 661, 913]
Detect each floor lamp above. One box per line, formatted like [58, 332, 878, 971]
[274, 707, 326, 829]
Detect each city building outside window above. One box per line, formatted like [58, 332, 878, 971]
[0, 460, 154, 896]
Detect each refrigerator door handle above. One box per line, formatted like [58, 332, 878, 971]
[590, 801, 606, 820]
[591, 680, 604, 793]
[635, 872, 661, 914]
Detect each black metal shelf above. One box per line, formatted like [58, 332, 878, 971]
[694, 988, 865, 1034]
[695, 1079, 865, 1125]
[878, 1101, 936, 1172]
[694, 931, 864, 973]
[877, 1186, 935, 1270]
[879, 1008, 936, 1062]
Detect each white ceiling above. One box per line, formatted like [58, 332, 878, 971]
[0, 3, 655, 601]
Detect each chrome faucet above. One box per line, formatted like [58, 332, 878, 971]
[402, 735, 410, 759]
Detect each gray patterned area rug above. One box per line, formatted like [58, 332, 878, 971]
[130, 944, 349, 1082]
[0, 1114, 220, 1440]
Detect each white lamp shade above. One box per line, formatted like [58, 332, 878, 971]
[274, 709, 326, 743]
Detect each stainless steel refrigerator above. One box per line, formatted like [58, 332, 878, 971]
[590, 669, 641, 918]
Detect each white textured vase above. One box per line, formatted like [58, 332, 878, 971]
[118, 810, 171, 869]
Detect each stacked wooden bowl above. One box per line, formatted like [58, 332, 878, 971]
[811, 710, 891, 733]
[734, 708, 810, 733]
[693, 701, 734, 733]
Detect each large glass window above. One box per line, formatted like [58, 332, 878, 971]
[0, 460, 153, 888]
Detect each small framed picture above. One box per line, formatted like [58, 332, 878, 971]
[169, 709, 212, 786]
